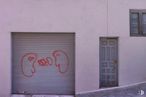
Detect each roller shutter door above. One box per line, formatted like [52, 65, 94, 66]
[12, 33, 75, 95]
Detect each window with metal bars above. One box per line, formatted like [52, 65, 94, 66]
[130, 9, 146, 36]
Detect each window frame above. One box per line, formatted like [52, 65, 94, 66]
[130, 9, 146, 36]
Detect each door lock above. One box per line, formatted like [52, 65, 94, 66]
[112, 60, 118, 64]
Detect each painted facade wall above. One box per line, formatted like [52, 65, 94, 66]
[0, 0, 146, 97]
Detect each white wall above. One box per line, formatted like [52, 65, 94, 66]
[108, 0, 146, 86]
[0, 0, 146, 97]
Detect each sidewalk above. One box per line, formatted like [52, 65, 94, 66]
[76, 82, 146, 97]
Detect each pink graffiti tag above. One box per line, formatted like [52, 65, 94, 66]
[20, 50, 69, 77]
[20, 53, 37, 77]
[53, 50, 69, 74]
[37, 57, 53, 66]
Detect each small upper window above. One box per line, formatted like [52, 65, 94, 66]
[130, 9, 146, 36]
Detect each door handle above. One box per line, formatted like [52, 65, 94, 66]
[112, 60, 118, 64]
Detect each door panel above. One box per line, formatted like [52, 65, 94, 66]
[12, 33, 75, 95]
[100, 38, 118, 88]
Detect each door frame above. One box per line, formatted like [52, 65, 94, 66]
[99, 37, 119, 88]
